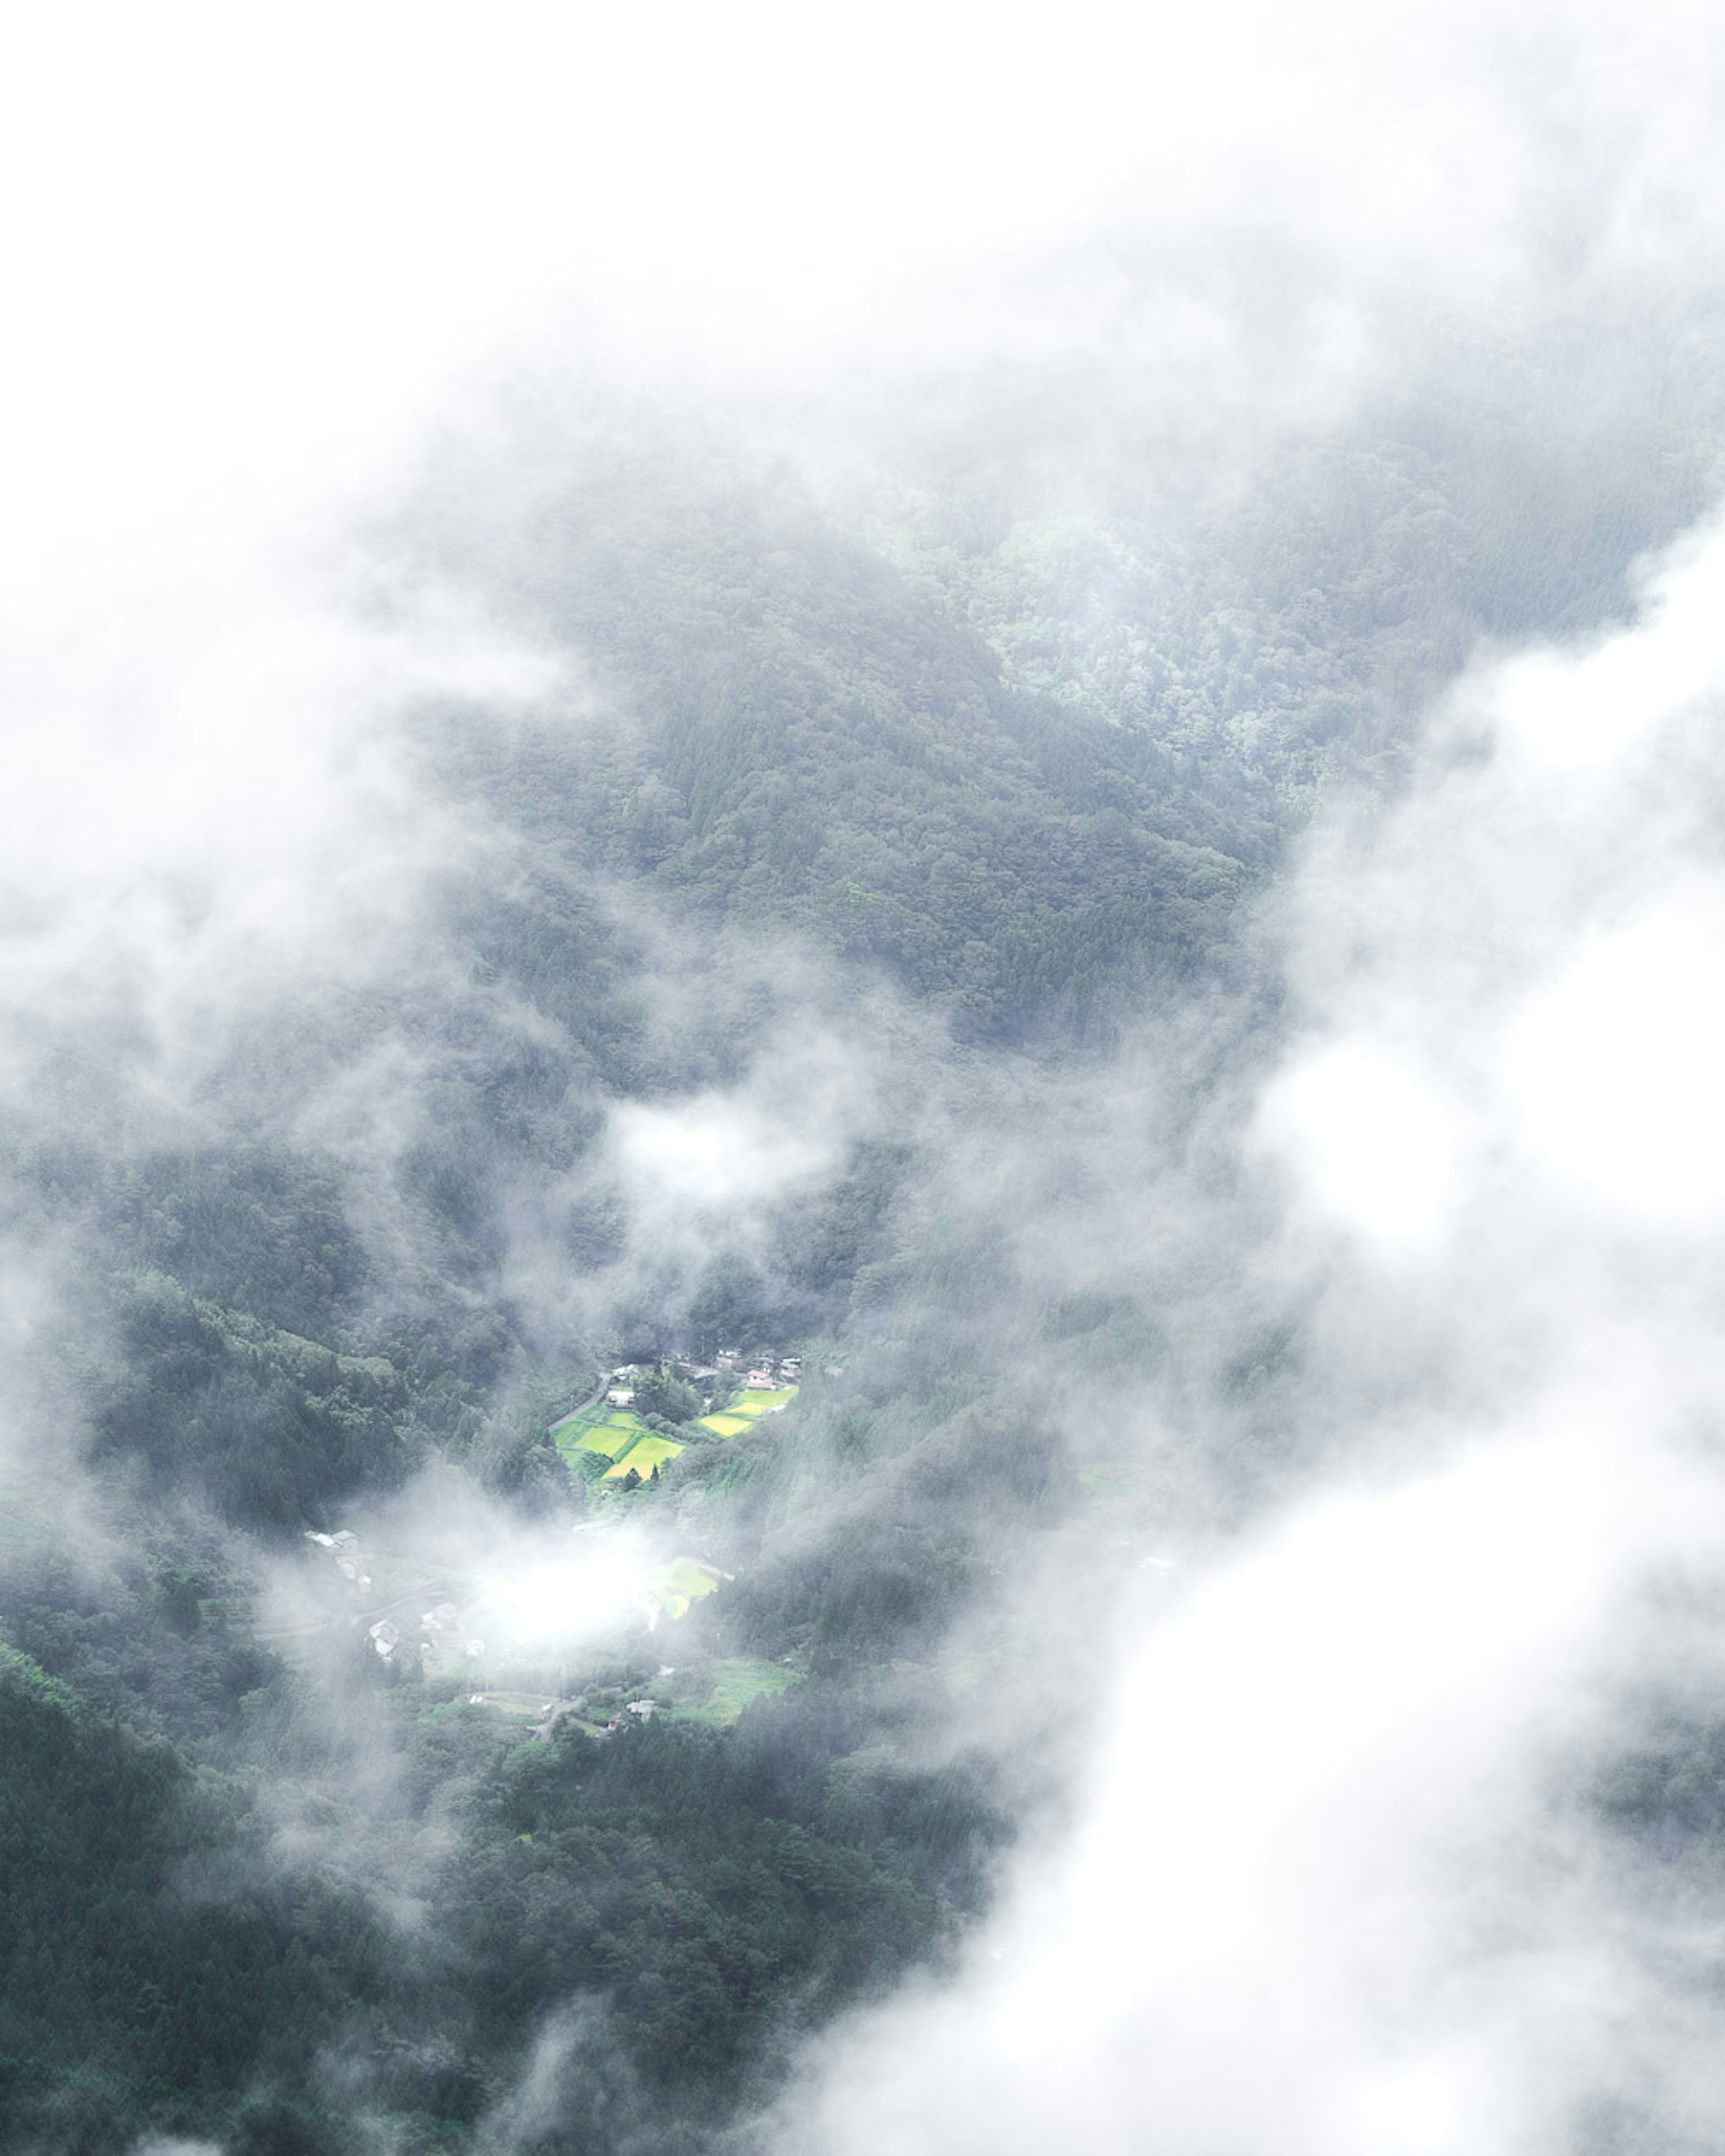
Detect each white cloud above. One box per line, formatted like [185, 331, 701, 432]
[1257, 1042, 1470, 1247]
[610, 1092, 836, 1221]
[1502, 894, 1725, 1224]
[0, 564, 554, 1104]
[1483, 523, 1725, 774]
[765, 499, 1725, 2154]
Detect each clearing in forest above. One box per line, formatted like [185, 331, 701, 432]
[687, 1658, 800, 1724]
[695, 1411, 752, 1437]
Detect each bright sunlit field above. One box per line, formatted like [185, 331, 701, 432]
[558, 1411, 649, 1460]
[646, 1555, 725, 1619]
[603, 1433, 685, 1479]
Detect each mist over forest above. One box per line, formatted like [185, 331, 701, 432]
[6, 6, 1725, 2152]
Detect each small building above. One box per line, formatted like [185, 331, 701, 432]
[716, 1348, 738, 1366]
[745, 1369, 774, 1390]
[607, 1387, 635, 1406]
[626, 1699, 658, 1720]
[368, 1620, 399, 1660]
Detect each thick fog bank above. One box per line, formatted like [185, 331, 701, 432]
[752, 521, 1725, 2156]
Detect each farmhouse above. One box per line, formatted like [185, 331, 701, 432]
[745, 1369, 774, 1390]
[607, 1387, 636, 1406]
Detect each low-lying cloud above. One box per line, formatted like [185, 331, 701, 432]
[755, 511, 1725, 2153]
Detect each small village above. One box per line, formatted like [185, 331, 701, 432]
[295, 1346, 808, 1730]
[557, 1346, 804, 1489]
[604, 1345, 805, 1407]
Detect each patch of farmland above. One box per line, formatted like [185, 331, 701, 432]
[562, 1411, 649, 1461]
[730, 1386, 798, 1416]
[696, 1412, 752, 1437]
[686, 1658, 800, 1725]
[646, 1555, 724, 1619]
[602, 1432, 685, 1480]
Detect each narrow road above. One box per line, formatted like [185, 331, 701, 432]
[549, 1373, 608, 1431]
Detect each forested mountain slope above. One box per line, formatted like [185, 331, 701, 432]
[413, 445, 1273, 1044]
[2, 379, 1717, 2155]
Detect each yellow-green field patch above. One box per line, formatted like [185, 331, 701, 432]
[602, 1434, 685, 1480]
[665, 1556, 721, 1600]
[646, 1555, 724, 1619]
[732, 1387, 797, 1415]
[571, 1416, 643, 1458]
[552, 1404, 653, 1469]
[687, 1659, 800, 1725]
[697, 1412, 751, 1437]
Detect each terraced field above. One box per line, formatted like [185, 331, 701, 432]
[553, 1382, 799, 1485]
[697, 1386, 798, 1436]
[602, 1432, 685, 1480]
[553, 1407, 650, 1465]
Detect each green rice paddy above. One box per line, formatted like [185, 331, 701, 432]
[554, 1407, 651, 1464]
[552, 1380, 799, 1489]
[602, 1433, 685, 1480]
